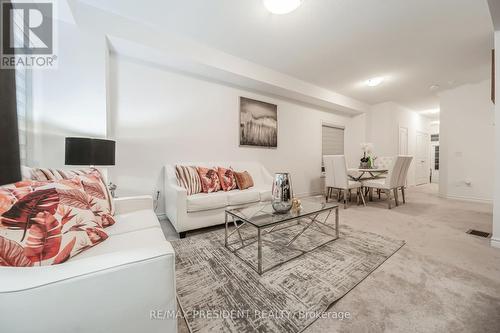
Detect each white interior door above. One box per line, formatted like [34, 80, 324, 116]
[416, 131, 430, 185]
[399, 127, 408, 155]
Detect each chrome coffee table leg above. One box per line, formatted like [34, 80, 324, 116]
[335, 207, 339, 238]
[257, 228, 262, 274]
[224, 212, 228, 247]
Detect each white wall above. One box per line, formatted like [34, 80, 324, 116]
[439, 80, 494, 202]
[345, 113, 367, 167]
[108, 56, 363, 214]
[430, 122, 440, 135]
[31, 21, 108, 168]
[364, 102, 431, 186]
[492, 31, 500, 248]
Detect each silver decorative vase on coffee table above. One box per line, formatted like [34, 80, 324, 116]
[272, 172, 293, 213]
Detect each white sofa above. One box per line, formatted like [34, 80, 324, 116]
[0, 196, 177, 333]
[165, 162, 273, 236]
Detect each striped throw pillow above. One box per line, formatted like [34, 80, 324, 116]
[28, 168, 95, 181]
[175, 165, 202, 195]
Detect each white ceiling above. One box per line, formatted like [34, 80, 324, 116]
[78, 0, 494, 111]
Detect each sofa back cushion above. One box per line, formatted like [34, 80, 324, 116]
[197, 167, 221, 193]
[234, 171, 254, 190]
[217, 167, 237, 191]
[175, 165, 202, 195]
[0, 179, 109, 266]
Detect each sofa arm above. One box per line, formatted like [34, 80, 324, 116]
[0, 242, 175, 293]
[0, 244, 177, 333]
[165, 183, 187, 232]
[114, 195, 153, 215]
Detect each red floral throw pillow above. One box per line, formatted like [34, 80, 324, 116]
[197, 167, 221, 193]
[77, 170, 115, 227]
[217, 167, 237, 191]
[0, 179, 109, 266]
[26, 167, 115, 223]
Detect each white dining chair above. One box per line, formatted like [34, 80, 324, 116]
[373, 156, 393, 199]
[374, 156, 394, 172]
[362, 155, 413, 209]
[324, 155, 366, 209]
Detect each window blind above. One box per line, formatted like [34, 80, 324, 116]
[322, 125, 344, 156]
[13, 10, 31, 165]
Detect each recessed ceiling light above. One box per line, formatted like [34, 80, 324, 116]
[429, 84, 440, 91]
[365, 77, 384, 87]
[263, 0, 302, 14]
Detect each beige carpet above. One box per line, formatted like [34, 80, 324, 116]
[161, 184, 500, 333]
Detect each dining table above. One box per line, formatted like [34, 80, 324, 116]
[348, 168, 388, 181]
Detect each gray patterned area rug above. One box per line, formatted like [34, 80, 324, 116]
[171, 223, 404, 333]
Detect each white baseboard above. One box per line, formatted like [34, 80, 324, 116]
[444, 194, 493, 204]
[156, 213, 167, 220]
[296, 191, 323, 198]
[491, 238, 500, 249]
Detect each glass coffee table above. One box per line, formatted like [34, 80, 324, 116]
[224, 200, 339, 274]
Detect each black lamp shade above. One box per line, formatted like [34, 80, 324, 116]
[0, 58, 21, 185]
[65, 138, 115, 166]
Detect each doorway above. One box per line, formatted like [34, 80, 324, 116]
[416, 131, 430, 185]
[430, 134, 439, 183]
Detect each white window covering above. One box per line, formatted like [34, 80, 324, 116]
[322, 125, 344, 156]
[13, 9, 32, 165]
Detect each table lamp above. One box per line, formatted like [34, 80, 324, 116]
[65, 137, 117, 196]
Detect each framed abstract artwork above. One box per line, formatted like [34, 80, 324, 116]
[239, 97, 278, 148]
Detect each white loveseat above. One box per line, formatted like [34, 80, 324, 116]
[165, 162, 273, 236]
[0, 196, 177, 333]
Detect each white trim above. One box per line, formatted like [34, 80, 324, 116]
[296, 191, 323, 198]
[321, 121, 345, 130]
[491, 238, 500, 249]
[156, 213, 167, 220]
[444, 194, 493, 204]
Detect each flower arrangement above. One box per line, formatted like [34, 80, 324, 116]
[360, 143, 374, 168]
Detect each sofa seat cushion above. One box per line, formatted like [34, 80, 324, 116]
[257, 188, 272, 202]
[72, 227, 167, 261]
[107, 210, 161, 236]
[227, 189, 260, 206]
[187, 191, 228, 212]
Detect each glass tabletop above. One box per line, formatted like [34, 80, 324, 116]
[226, 200, 338, 228]
[348, 168, 388, 172]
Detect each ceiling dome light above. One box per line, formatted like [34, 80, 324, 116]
[365, 77, 384, 87]
[263, 0, 302, 14]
